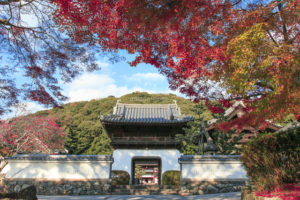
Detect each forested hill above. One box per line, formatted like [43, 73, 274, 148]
[35, 92, 213, 155]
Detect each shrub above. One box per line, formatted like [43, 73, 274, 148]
[111, 170, 130, 185]
[162, 171, 180, 185]
[241, 127, 300, 192]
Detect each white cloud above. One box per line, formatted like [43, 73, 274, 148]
[96, 61, 109, 68]
[65, 73, 152, 102]
[4, 102, 45, 119]
[24, 102, 45, 114]
[166, 89, 186, 98]
[126, 73, 165, 82]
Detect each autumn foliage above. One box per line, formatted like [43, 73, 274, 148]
[241, 127, 300, 193]
[0, 0, 101, 115]
[52, 0, 299, 123]
[0, 116, 65, 157]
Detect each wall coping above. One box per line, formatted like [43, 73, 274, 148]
[181, 178, 247, 182]
[179, 155, 241, 163]
[4, 178, 111, 182]
[5, 154, 113, 162]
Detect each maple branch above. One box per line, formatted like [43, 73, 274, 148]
[0, 0, 20, 5]
[232, 0, 242, 6]
[17, 0, 35, 8]
[266, 30, 279, 47]
[0, 17, 38, 29]
[255, 82, 274, 91]
[276, 0, 289, 42]
[0, 18, 13, 26]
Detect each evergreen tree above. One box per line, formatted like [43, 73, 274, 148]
[177, 103, 208, 155]
[64, 126, 78, 154]
[178, 102, 242, 155]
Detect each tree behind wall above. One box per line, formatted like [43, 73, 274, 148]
[178, 102, 242, 155]
[241, 126, 300, 192]
[0, 115, 66, 157]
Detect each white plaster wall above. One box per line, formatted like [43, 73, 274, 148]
[112, 149, 181, 176]
[181, 161, 247, 180]
[2, 160, 111, 179]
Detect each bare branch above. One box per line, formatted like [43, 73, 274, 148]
[266, 30, 279, 46]
[0, 0, 20, 5]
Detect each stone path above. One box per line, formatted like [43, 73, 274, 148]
[38, 192, 241, 200]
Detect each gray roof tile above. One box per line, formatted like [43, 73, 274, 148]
[100, 101, 193, 124]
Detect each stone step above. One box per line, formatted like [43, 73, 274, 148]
[112, 190, 180, 195]
[112, 185, 180, 190]
[111, 185, 181, 195]
[112, 189, 181, 192]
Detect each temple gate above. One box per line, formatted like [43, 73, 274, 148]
[100, 100, 192, 185]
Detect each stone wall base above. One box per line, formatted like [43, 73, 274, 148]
[4, 179, 111, 195]
[180, 179, 246, 195]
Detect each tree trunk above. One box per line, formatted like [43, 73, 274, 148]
[0, 157, 7, 173]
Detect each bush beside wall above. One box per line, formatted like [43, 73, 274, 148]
[241, 127, 300, 192]
[162, 171, 180, 185]
[111, 170, 130, 185]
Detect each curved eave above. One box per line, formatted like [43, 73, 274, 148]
[100, 119, 190, 126]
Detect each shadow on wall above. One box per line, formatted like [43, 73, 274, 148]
[185, 161, 246, 180]
[1, 154, 113, 195]
[2, 155, 112, 180]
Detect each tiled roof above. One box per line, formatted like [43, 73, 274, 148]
[100, 100, 193, 124]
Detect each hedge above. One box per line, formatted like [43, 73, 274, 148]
[162, 170, 180, 185]
[241, 126, 300, 192]
[111, 170, 130, 185]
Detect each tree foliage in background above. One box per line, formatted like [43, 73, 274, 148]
[241, 127, 300, 192]
[209, 130, 243, 155]
[36, 92, 205, 155]
[0, 115, 65, 157]
[134, 165, 146, 184]
[177, 102, 241, 155]
[41, 97, 116, 155]
[177, 103, 211, 155]
[53, 0, 299, 123]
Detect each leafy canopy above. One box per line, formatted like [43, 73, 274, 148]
[0, 0, 122, 115]
[52, 0, 299, 122]
[0, 115, 65, 157]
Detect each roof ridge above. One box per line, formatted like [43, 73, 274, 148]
[116, 103, 177, 106]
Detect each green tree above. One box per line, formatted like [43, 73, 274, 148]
[178, 102, 242, 155]
[210, 130, 243, 155]
[64, 126, 79, 154]
[34, 92, 215, 155]
[177, 103, 210, 155]
[135, 165, 146, 183]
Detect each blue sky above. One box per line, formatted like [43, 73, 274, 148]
[1, 5, 184, 119]
[5, 52, 183, 118]
[62, 54, 183, 103]
[1, 1, 193, 118]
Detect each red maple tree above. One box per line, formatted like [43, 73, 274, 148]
[52, 0, 299, 123]
[0, 115, 65, 157]
[0, 0, 125, 115]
